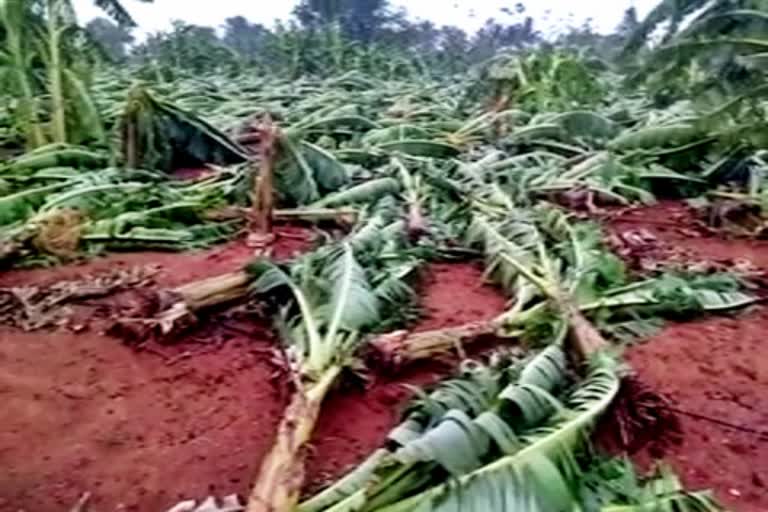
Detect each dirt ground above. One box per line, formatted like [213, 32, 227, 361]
[0, 234, 506, 512]
[605, 201, 768, 512]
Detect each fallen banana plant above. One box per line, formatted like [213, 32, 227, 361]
[121, 85, 248, 171]
[369, 205, 756, 368]
[109, 197, 408, 344]
[300, 340, 622, 512]
[244, 241, 400, 512]
[301, 211, 727, 511]
[4, 41, 764, 512]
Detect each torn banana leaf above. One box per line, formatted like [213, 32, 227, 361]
[276, 138, 349, 205]
[120, 85, 249, 171]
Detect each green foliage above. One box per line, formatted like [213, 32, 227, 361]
[2, 8, 757, 509]
[91, 0, 152, 28]
[247, 220, 420, 377]
[132, 21, 242, 75]
[626, 0, 768, 98]
[310, 177, 399, 208]
[0, 165, 244, 259]
[276, 138, 349, 205]
[578, 457, 723, 511]
[301, 349, 623, 512]
[120, 85, 248, 171]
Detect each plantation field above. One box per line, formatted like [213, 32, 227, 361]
[3, 1, 768, 511]
[2, 201, 768, 512]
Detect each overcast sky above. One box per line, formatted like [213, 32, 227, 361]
[73, 0, 658, 36]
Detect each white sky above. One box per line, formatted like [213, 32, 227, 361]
[73, 0, 659, 36]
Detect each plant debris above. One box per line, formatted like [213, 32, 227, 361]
[0, 265, 159, 331]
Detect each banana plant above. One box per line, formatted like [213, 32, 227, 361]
[44, 0, 70, 143]
[0, 0, 47, 148]
[370, 201, 756, 366]
[300, 343, 621, 512]
[470, 204, 756, 340]
[243, 212, 420, 512]
[120, 84, 248, 170]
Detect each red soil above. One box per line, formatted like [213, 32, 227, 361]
[606, 202, 768, 512]
[412, 262, 508, 331]
[0, 247, 506, 511]
[606, 200, 768, 269]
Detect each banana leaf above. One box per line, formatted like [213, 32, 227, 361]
[311, 178, 401, 208]
[376, 140, 460, 159]
[121, 85, 248, 172]
[608, 124, 704, 151]
[0, 182, 70, 226]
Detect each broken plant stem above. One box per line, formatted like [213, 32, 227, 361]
[499, 249, 609, 361]
[395, 157, 429, 241]
[368, 320, 504, 368]
[245, 365, 342, 512]
[556, 293, 610, 361]
[172, 271, 251, 311]
[156, 271, 251, 335]
[111, 271, 252, 342]
[252, 114, 279, 238]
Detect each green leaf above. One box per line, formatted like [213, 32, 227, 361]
[374, 356, 621, 512]
[553, 111, 619, 141]
[362, 125, 430, 145]
[324, 243, 380, 337]
[608, 124, 703, 151]
[301, 141, 349, 192]
[0, 183, 69, 226]
[376, 140, 460, 159]
[394, 410, 489, 476]
[311, 178, 401, 208]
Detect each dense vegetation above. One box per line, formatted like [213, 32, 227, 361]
[2, 0, 767, 511]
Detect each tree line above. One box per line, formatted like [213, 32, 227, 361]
[86, 0, 642, 76]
